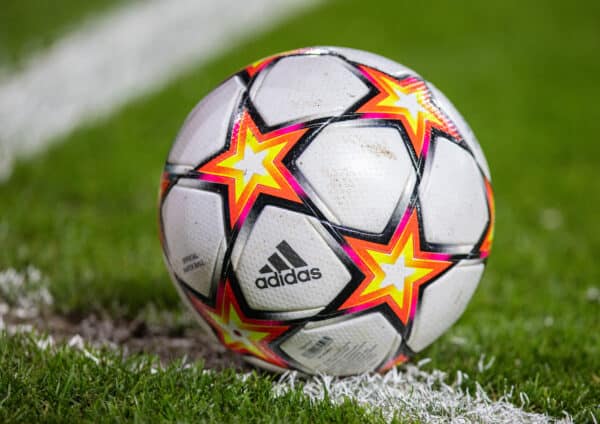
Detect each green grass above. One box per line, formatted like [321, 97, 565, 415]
[0, 334, 393, 423]
[1, 0, 599, 421]
[0, 0, 121, 67]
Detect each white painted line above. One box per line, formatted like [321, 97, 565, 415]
[274, 364, 572, 423]
[0, 266, 52, 333]
[0, 0, 319, 181]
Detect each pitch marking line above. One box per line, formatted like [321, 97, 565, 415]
[0, 0, 319, 181]
[274, 365, 572, 423]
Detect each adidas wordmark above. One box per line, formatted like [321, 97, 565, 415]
[254, 241, 322, 289]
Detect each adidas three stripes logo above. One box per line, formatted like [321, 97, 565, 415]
[260, 241, 308, 273]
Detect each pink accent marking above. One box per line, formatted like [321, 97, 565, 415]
[286, 175, 306, 197]
[269, 122, 304, 137]
[426, 251, 452, 261]
[342, 244, 362, 265]
[197, 173, 228, 184]
[358, 65, 378, 83]
[360, 112, 389, 120]
[231, 117, 241, 140]
[236, 201, 253, 228]
[420, 137, 431, 157]
[409, 293, 419, 319]
[344, 303, 373, 315]
[393, 207, 412, 236]
[403, 75, 421, 86]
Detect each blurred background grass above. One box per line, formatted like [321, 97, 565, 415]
[0, 0, 120, 67]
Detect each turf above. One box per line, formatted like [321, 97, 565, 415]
[0, 334, 394, 423]
[1, 0, 599, 421]
[0, 0, 121, 68]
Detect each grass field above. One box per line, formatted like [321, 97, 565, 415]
[1, 0, 599, 422]
[1, 336, 386, 423]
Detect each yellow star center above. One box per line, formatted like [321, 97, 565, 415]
[366, 234, 433, 300]
[206, 306, 269, 359]
[216, 127, 287, 202]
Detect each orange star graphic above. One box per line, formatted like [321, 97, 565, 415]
[357, 66, 461, 157]
[186, 282, 289, 367]
[198, 110, 307, 227]
[158, 171, 171, 200]
[479, 179, 495, 258]
[379, 353, 409, 373]
[341, 209, 453, 325]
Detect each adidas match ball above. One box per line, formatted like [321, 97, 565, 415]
[158, 47, 494, 376]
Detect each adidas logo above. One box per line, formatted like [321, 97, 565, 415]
[254, 240, 322, 290]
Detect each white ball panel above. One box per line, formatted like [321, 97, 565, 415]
[249, 55, 369, 126]
[232, 206, 350, 314]
[297, 122, 415, 234]
[324, 46, 416, 77]
[407, 262, 484, 352]
[429, 84, 491, 180]
[162, 184, 226, 297]
[168, 76, 245, 167]
[280, 312, 400, 376]
[419, 138, 489, 246]
[167, 264, 220, 344]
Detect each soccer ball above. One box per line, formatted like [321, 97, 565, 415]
[158, 47, 494, 376]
